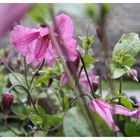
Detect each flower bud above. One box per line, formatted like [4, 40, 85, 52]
[2, 92, 14, 111]
[17, 59, 21, 66]
[96, 26, 104, 42]
[92, 81, 99, 92]
[127, 68, 138, 82]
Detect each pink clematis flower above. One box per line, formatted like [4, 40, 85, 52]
[60, 64, 99, 93]
[88, 99, 140, 131]
[11, 14, 77, 66]
[79, 70, 99, 92]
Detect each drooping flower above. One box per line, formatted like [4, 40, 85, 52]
[60, 64, 99, 93]
[88, 99, 140, 131]
[79, 70, 99, 92]
[11, 14, 77, 66]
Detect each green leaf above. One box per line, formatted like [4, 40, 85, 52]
[8, 73, 27, 102]
[63, 107, 92, 136]
[34, 130, 46, 137]
[28, 4, 50, 24]
[0, 124, 22, 136]
[62, 96, 69, 111]
[125, 122, 140, 136]
[46, 114, 62, 127]
[109, 33, 140, 79]
[120, 97, 134, 110]
[31, 114, 43, 125]
[33, 75, 50, 87]
[110, 68, 126, 79]
[0, 130, 16, 137]
[63, 107, 112, 136]
[82, 54, 96, 66]
[11, 104, 28, 120]
[113, 33, 140, 60]
[79, 35, 94, 50]
[8, 72, 26, 86]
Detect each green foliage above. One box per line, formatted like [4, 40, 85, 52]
[8, 72, 28, 102]
[63, 107, 112, 136]
[119, 97, 134, 110]
[79, 35, 96, 67]
[34, 130, 46, 137]
[31, 114, 44, 126]
[61, 96, 69, 111]
[85, 4, 99, 22]
[11, 104, 28, 120]
[100, 3, 111, 22]
[125, 121, 140, 136]
[33, 75, 51, 87]
[108, 33, 140, 79]
[91, 113, 112, 136]
[85, 4, 111, 23]
[46, 114, 62, 127]
[63, 107, 92, 136]
[8, 72, 26, 86]
[0, 124, 22, 136]
[82, 54, 96, 67]
[79, 35, 94, 50]
[28, 4, 50, 24]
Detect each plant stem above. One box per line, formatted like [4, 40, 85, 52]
[69, 93, 93, 108]
[29, 59, 45, 91]
[8, 84, 39, 115]
[99, 77, 102, 97]
[46, 5, 100, 136]
[116, 77, 123, 128]
[119, 77, 122, 95]
[3, 112, 19, 136]
[78, 66, 83, 79]
[46, 16, 99, 136]
[24, 57, 29, 90]
[78, 51, 96, 99]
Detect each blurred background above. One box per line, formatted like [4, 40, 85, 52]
[0, 3, 140, 99]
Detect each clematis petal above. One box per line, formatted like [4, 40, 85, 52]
[53, 14, 73, 39]
[113, 104, 140, 119]
[88, 100, 120, 131]
[11, 25, 39, 45]
[63, 38, 77, 61]
[45, 42, 57, 66]
[39, 27, 49, 37]
[130, 108, 140, 119]
[35, 36, 49, 59]
[11, 25, 39, 55]
[56, 38, 77, 62]
[89, 99, 140, 132]
[79, 70, 99, 93]
[60, 73, 68, 86]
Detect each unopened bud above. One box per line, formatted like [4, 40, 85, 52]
[2, 92, 14, 111]
[96, 26, 104, 42]
[93, 81, 99, 92]
[17, 59, 21, 66]
[127, 68, 138, 82]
